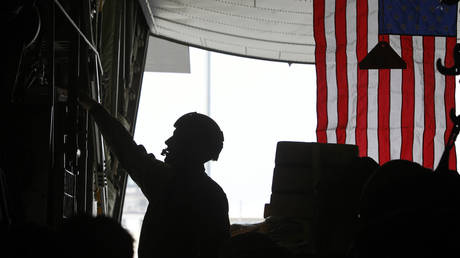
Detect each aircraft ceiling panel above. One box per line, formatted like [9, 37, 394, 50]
[138, 0, 315, 64]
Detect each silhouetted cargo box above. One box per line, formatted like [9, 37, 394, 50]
[270, 142, 359, 197]
[271, 167, 315, 194]
[266, 141, 369, 257]
[275, 141, 358, 166]
[269, 193, 315, 219]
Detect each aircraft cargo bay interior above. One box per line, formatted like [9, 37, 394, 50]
[3, 1, 460, 258]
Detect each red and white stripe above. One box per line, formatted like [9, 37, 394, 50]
[313, 0, 457, 170]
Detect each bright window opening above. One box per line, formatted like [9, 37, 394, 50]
[122, 47, 317, 250]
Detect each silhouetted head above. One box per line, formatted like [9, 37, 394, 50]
[162, 112, 224, 167]
[358, 159, 434, 222]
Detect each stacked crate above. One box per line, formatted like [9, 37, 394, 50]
[266, 141, 361, 256]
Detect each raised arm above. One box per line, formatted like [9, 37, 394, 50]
[78, 93, 173, 201]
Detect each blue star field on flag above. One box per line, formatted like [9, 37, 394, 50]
[378, 0, 457, 36]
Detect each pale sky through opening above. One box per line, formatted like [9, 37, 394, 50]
[132, 47, 317, 219]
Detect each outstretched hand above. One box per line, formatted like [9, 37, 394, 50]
[77, 91, 99, 111]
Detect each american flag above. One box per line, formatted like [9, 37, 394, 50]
[313, 0, 457, 170]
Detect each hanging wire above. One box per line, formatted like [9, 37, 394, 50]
[53, 0, 104, 76]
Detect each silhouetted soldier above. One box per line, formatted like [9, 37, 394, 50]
[78, 94, 230, 258]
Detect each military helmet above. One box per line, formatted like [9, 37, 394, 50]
[173, 112, 224, 161]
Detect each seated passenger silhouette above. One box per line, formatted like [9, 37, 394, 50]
[78, 94, 230, 258]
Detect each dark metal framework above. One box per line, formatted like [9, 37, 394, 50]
[1, 0, 149, 226]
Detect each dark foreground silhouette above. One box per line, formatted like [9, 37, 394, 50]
[220, 232, 293, 258]
[2, 222, 59, 258]
[1, 215, 133, 258]
[353, 159, 460, 258]
[78, 94, 230, 258]
[59, 215, 134, 258]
